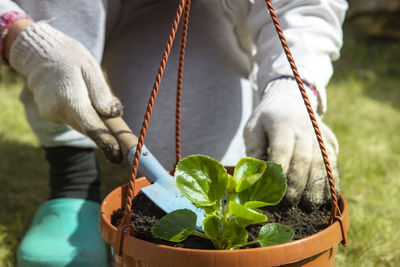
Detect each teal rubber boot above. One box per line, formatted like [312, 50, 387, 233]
[17, 198, 107, 267]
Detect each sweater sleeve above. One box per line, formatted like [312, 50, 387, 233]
[0, 1, 30, 64]
[248, 0, 348, 114]
[0, 0, 25, 15]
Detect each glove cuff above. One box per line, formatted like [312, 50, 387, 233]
[263, 77, 319, 113]
[9, 21, 62, 75]
[0, 11, 33, 65]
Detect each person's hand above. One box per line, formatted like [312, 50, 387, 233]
[6, 21, 123, 163]
[244, 78, 339, 208]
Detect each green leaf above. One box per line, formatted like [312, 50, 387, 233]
[152, 209, 197, 242]
[175, 155, 229, 206]
[237, 162, 286, 206]
[229, 201, 268, 227]
[197, 205, 216, 214]
[203, 214, 222, 239]
[222, 220, 248, 248]
[258, 223, 294, 247]
[244, 201, 271, 209]
[234, 158, 266, 192]
[226, 174, 236, 193]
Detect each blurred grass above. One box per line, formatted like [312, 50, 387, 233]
[0, 24, 399, 266]
[331, 25, 400, 266]
[0, 69, 128, 266]
[0, 70, 45, 266]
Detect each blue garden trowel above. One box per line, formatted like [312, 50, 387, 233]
[103, 117, 205, 230]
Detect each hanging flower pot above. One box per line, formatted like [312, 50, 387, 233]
[100, 0, 349, 266]
[100, 178, 349, 267]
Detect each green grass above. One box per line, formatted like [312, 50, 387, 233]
[330, 26, 400, 266]
[0, 25, 399, 266]
[0, 69, 128, 266]
[0, 72, 46, 266]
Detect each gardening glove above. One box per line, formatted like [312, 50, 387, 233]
[9, 21, 123, 163]
[244, 78, 339, 208]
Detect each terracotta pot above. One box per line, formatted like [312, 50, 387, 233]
[100, 177, 349, 267]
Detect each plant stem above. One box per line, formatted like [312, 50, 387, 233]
[226, 192, 234, 203]
[213, 203, 223, 217]
[214, 207, 224, 218]
[211, 239, 223, 249]
[193, 231, 210, 240]
[193, 231, 226, 249]
[244, 240, 259, 246]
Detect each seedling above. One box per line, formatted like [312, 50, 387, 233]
[152, 155, 294, 250]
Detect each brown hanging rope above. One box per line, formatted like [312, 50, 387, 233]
[264, 0, 340, 216]
[120, 0, 188, 226]
[117, 0, 347, 246]
[264, 0, 347, 245]
[175, 0, 191, 167]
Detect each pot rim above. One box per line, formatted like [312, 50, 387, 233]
[100, 178, 349, 266]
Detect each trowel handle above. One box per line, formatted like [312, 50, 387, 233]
[102, 116, 138, 157]
[103, 116, 170, 184]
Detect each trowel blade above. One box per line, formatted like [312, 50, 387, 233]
[141, 182, 205, 231]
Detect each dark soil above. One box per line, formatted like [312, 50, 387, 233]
[111, 193, 335, 250]
[111, 193, 213, 249]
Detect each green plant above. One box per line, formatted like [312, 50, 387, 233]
[152, 155, 294, 250]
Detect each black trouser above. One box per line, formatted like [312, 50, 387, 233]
[45, 147, 101, 203]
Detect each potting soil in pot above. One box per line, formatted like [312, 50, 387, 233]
[111, 192, 335, 250]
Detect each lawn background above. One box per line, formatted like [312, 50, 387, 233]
[1, 22, 399, 266]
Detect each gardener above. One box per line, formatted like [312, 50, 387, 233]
[0, 0, 347, 266]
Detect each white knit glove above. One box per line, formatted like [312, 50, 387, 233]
[9, 22, 123, 163]
[244, 78, 339, 208]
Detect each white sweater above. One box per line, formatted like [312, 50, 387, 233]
[0, 0, 347, 168]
